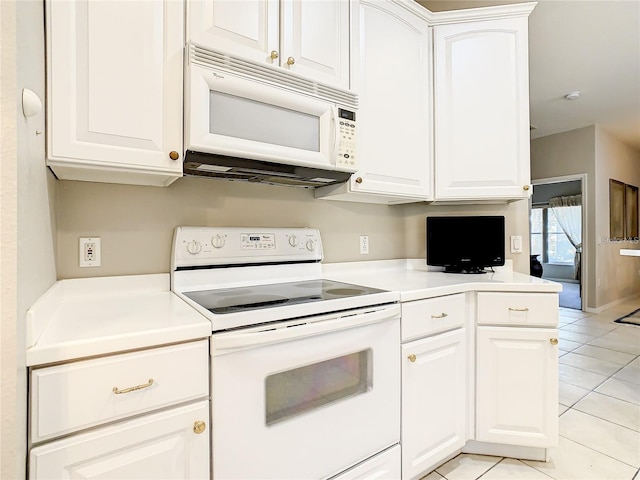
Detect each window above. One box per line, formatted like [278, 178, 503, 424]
[531, 206, 577, 264]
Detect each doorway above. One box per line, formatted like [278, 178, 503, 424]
[531, 176, 586, 310]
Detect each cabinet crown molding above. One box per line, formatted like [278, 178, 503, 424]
[426, 2, 537, 26]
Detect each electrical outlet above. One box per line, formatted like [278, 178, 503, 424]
[79, 237, 101, 267]
[360, 235, 369, 255]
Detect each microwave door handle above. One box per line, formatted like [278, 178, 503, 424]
[330, 106, 340, 166]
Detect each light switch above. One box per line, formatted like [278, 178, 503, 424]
[510, 235, 523, 254]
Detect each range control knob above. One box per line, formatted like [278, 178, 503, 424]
[211, 235, 225, 249]
[306, 239, 315, 251]
[289, 235, 299, 247]
[186, 240, 202, 255]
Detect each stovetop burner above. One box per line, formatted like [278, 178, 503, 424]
[183, 279, 386, 314]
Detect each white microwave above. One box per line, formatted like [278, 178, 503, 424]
[185, 44, 359, 187]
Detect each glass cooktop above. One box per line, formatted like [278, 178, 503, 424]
[183, 279, 386, 314]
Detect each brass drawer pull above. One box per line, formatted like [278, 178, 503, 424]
[431, 312, 448, 319]
[112, 378, 154, 395]
[550, 338, 559, 345]
[407, 354, 417, 363]
[508, 307, 529, 312]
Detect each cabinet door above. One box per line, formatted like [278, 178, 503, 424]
[402, 329, 466, 480]
[281, 0, 350, 89]
[476, 327, 558, 447]
[29, 401, 210, 480]
[351, 0, 432, 200]
[187, 0, 279, 64]
[46, 0, 184, 186]
[433, 17, 531, 200]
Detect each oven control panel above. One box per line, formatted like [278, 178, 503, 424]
[172, 227, 323, 268]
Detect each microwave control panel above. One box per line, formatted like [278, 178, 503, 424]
[336, 108, 357, 169]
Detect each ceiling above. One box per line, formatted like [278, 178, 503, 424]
[418, 0, 640, 151]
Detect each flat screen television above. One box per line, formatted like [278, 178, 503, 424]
[426, 216, 505, 274]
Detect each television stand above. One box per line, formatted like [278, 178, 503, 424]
[443, 266, 488, 274]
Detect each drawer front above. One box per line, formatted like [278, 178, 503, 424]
[477, 292, 558, 326]
[31, 340, 209, 443]
[401, 293, 466, 341]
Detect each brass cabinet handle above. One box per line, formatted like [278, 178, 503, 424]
[112, 378, 154, 395]
[287, 56, 295, 65]
[550, 338, 558, 345]
[431, 312, 448, 319]
[407, 354, 417, 362]
[193, 420, 206, 434]
[523, 185, 530, 191]
[508, 307, 529, 312]
[355, 177, 363, 184]
[270, 50, 279, 60]
[169, 151, 179, 161]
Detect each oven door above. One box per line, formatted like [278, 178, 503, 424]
[211, 305, 400, 480]
[186, 63, 345, 170]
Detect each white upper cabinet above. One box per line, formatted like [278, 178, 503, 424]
[188, 0, 351, 90]
[433, 13, 533, 201]
[316, 0, 432, 204]
[46, 0, 184, 186]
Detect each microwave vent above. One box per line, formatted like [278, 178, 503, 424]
[190, 43, 358, 109]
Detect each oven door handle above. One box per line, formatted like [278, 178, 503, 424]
[213, 304, 400, 354]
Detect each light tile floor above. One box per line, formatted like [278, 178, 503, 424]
[423, 298, 640, 480]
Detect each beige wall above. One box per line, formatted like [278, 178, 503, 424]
[531, 126, 597, 308]
[1, 1, 19, 477]
[56, 177, 408, 278]
[595, 127, 640, 307]
[1, 2, 58, 477]
[56, 177, 532, 278]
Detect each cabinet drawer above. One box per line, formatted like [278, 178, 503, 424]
[30, 340, 209, 443]
[401, 293, 466, 341]
[477, 292, 558, 326]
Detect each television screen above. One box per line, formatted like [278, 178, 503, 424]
[426, 216, 505, 274]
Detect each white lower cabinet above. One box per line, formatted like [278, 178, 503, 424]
[28, 340, 211, 479]
[476, 326, 559, 447]
[401, 328, 466, 480]
[29, 401, 210, 480]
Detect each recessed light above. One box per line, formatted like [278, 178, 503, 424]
[565, 91, 581, 100]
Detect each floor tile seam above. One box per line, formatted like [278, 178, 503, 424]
[562, 409, 640, 450]
[585, 338, 640, 356]
[508, 457, 557, 480]
[569, 348, 638, 366]
[557, 434, 640, 470]
[559, 366, 609, 392]
[558, 354, 626, 376]
[594, 383, 640, 406]
[570, 402, 640, 433]
[474, 457, 555, 480]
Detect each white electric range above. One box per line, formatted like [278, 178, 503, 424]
[170, 227, 401, 480]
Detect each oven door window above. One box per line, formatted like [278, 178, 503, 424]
[265, 349, 372, 426]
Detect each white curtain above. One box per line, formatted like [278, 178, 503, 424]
[549, 194, 582, 280]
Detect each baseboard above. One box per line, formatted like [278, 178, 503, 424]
[585, 293, 640, 313]
[462, 440, 548, 461]
[545, 277, 579, 284]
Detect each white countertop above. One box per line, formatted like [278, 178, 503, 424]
[620, 249, 640, 257]
[26, 262, 560, 366]
[26, 274, 211, 366]
[323, 259, 561, 302]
